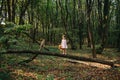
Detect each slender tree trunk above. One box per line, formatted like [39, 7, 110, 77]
[98, 0, 110, 54]
[55, 0, 58, 28]
[28, 0, 35, 43]
[49, 7, 54, 45]
[0, 0, 4, 16]
[116, 0, 120, 51]
[65, 0, 77, 49]
[86, 0, 92, 47]
[7, 0, 12, 21]
[6, 0, 16, 23]
[78, 0, 83, 49]
[117, 33, 120, 51]
[11, 0, 16, 23]
[72, 0, 76, 29]
[97, 0, 103, 40]
[31, 1, 36, 43]
[4, 1, 7, 20]
[46, 0, 50, 43]
[86, 0, 96, 58]
[19, 0, 30, 24]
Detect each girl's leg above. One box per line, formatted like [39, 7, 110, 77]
[62, 49, 66, 55]
[64, 49, 66, 55]
[62, 48, 65, 54]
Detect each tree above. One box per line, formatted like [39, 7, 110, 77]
[0, 0, 119, 51]
[98, 0, 111, 54]
[0, 0, 4, 16]
[6, 0, 16, 22]
[19, 0, 30, 24]
[58, 0, 77, 50]
[86, 0, 96, 58]
[97, 0, 103, 40]
[78, 0, 84, 49]
[7, 0, 12, 22]
[116, 0, 120, 51]
[1, 50, 115, 67]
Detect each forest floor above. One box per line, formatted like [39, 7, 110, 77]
[0, 46, 120, 80]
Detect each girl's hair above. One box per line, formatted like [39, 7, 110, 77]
[62, 35, 66, 38]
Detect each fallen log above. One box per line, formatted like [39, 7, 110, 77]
[1, 50, 115, 67]
[18, 39, 45, 64]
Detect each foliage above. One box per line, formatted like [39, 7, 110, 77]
[0, 71, 12, 80]
[0, 47, 120, 80]
[46, 75, 54, 80]
[0, 22, 32, 50]
[4, 23, 32, 34]
[0, 0, 120, 79]
[0, 0, 120, 49]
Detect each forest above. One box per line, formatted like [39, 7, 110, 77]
[0, 0, 120, 80]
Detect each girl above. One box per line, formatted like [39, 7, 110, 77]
[61, 35, 68, 55]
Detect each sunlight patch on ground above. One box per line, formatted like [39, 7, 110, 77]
[66, 59, 111, 69]
[11, 69, 38, 79]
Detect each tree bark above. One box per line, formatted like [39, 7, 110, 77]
[97, 0, 103, 39]
[0, 0, 4, 16]
[86, 0, 96, 58]
[1, 50, 115, 67]
[72, 0, 76, 29]
[98, 0, 110, 54]
[18, 39, 45, 64]
[7, 0, 12, 21]
[116, 0, 120, 51]
[86, 0, 92, 47]
[19, 0, 30, 24]
[78, 0, 83, 49]
[11, 0, 16, 23]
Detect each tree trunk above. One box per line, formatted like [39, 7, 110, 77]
[78, 0, 83, 49]
[86, 0, 92, 47]
[72, 0, 76, 29]
[4, 1, 7, 20]
[55, 0, 59, 28]
[1, 0, 16, 23]
[19, 0, 30, 24]
[7, 0, 12, 21]
[0, 0, 4, 16]
[11, 0, 16, 23]
[116, 0, 120, 51]
[97, 0, 103, 39]
[98, 0, 110, 54]
[46, 0, 50, 43]
[1, 50, 115, 67]
[18, 39, 45, 64]
[117, 33, 120, 51]
[86, 0, 96, 58]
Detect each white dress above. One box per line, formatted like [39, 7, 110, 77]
[61, 39, 68, 48]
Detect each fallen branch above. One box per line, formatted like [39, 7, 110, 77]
[18, 39, 45, 64]
[1, 50, 115, 67]
[23, 32, 49, 51]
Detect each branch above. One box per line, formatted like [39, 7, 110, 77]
[23, 32, 49, 51]
[1, 50, 115, 67]
[18, 39, 45, 64]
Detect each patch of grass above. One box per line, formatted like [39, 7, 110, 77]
[37, 74, 43, 80]
[45, 46, 60, 53]
[1, 44, 120, 80]
[46, 74, 54, 80]
[102, 48, 120, 60]
[66, 77, 73, 80]
[0, 71, 13, 80]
